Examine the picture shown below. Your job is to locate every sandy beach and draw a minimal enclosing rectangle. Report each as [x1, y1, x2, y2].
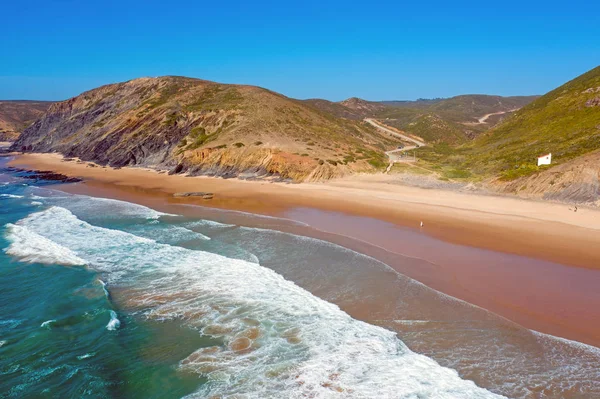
[9, 153, 600, 268]
[7, 153, 600, 348]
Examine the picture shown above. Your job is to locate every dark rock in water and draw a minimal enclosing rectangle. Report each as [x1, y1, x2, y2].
[173, 192, 214, 199]
[1, 167, 82, 184]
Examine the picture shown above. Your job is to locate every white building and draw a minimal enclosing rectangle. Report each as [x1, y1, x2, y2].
[537, 153, 552, 166]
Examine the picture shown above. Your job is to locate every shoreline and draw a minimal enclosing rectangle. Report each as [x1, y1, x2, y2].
[8, 153, 600, 269]
[7, 153, 600, 348]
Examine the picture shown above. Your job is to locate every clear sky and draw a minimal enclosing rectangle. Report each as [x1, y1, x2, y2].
[1, 0, 598, 101]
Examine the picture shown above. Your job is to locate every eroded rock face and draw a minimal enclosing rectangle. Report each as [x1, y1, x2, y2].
[498, 151, 600, 205]
[586, 97, 600, 108]
[12, 79, 187, 169]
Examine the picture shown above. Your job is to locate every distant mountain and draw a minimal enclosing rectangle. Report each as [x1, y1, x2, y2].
[379, 98, 444, 108]
[428, 95, 539, 123]
[339, 97, 388, 115]
[13, 77, 398, 181]
[302, 98, 364, 120]
[376, 95, 538, 144]
[0, 100, 54, 141]
[303, 97, 386, 120]
[306, 94, 538, 144]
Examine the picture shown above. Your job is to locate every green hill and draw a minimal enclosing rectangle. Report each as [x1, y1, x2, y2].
[408, 65, 600, 203]
[465, 65, 600, 180]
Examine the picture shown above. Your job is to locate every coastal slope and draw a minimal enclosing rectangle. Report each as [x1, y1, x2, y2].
[471, 65, 600, 203]
[0, 100, 53, 141]
[12, 76, 398, 181]
[407, 65, 600, 204]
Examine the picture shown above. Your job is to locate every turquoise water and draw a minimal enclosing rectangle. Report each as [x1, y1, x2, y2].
[0, 180, 207, 398]
[1, 161, 599, 398]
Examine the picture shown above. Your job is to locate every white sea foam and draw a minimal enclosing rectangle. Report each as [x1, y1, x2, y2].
[106, 310, 120, 331]
[98, 279, 110, 298]
[0, 194, 24, 198]
[30, 201, 43, 206]
[179, 203, 310, 226]
[42, 192, 176, 220]
[185, 219, 236, 229]
[125, 223, 211, 244]
[10, 206, 504, 398]
[77, 352, 96, 360]
[0, 340, 6, 347]
[40, 320, 56, 328]
[4, 223, 86, 266]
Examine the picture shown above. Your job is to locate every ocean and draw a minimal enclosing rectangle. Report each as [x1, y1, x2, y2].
[1, 159, 599, 398]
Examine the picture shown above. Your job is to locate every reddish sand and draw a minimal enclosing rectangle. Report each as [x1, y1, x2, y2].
[7, 153, 600, 348]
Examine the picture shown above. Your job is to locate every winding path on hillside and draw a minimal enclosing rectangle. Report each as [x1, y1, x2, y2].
[463, 108, 519, 125]
[365, 118, 426, 147]
[365, 118, 428, 173]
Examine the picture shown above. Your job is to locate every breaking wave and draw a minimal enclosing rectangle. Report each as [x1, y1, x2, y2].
[4, 223, 86, 266]
[4, 205, 502, 398]
[106, 310, 120, 331]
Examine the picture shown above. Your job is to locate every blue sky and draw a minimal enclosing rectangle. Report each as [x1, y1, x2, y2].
[1, 0, 598, 101]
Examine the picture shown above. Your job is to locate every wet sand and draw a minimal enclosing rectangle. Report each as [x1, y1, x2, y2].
[7, 153, 600, 348]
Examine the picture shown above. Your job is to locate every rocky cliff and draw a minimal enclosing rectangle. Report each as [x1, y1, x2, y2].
[13, 77, 397, 181]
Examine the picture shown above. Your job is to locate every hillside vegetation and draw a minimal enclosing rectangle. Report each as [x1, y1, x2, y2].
[412, 65, 600, 203]
[0, 101, 53, 141]
[468, 66, 600, 179]
[306, 95, 537, 144]
[13, 77, 398, 181]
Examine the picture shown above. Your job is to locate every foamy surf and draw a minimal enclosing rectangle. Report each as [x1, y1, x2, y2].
[6, 206, 503, 398]
[106, 310, 120, 331]
[98, 279, 110, 299]
[4, 223, 86, 266]
[76, 352, 96, 360]
[38, 192, 177, 220]
[40, 320, 56, 328]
